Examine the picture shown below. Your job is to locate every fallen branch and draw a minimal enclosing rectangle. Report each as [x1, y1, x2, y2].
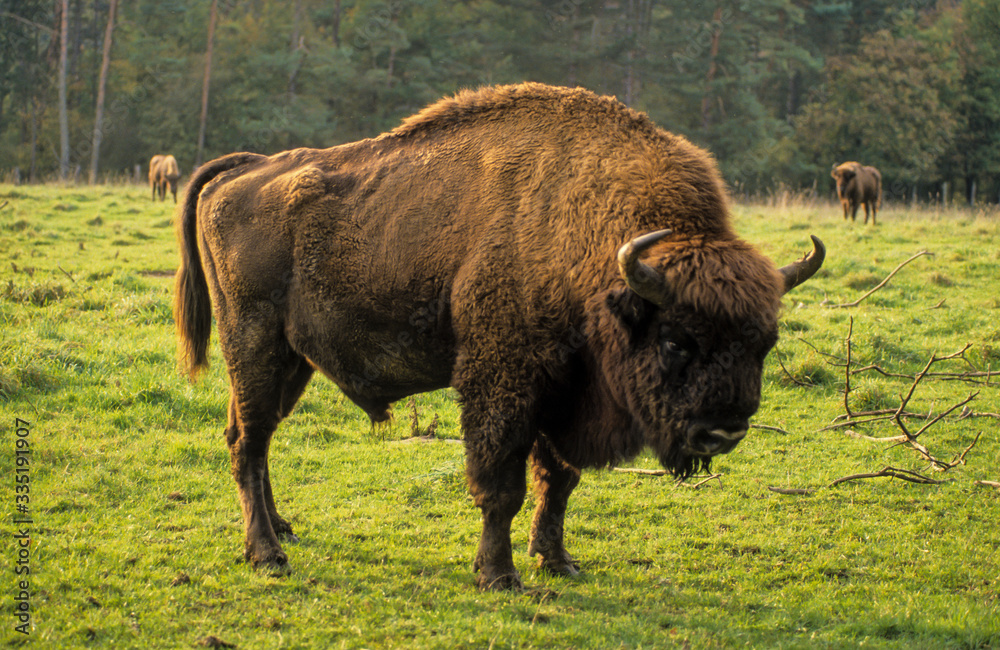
[850, 364, 1000, 384]
[843, 316, 854, 418]
[57, 264, 76, 284]
[767, 486, 814, 495]
[974, 480, 1000, 490]
[614, 467, 668, 477]
[751, 423, 794, 435]
[829, 466, 951, 487]
[775, 347, 811, 387]
[613, 468, 724, 489]
[828, 250, 933, 309]
[844, 429, 908, 443]
[681, 473, 723, 489]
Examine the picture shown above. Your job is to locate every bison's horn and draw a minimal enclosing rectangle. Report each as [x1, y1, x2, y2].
[778, 235, 826, 294]
[617, 229, 674, 307]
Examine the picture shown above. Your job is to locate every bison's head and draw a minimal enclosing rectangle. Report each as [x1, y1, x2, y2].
[831, 162, 861, 197]
[596, 230, 824, 478]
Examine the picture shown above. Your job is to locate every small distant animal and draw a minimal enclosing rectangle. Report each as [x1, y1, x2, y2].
[831, 161, 881, 225]
[175, 83, 825, 591]
[149, 155, 181, 203]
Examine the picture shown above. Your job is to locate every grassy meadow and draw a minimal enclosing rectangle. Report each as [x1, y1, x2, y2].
[1, 182, 998, 649]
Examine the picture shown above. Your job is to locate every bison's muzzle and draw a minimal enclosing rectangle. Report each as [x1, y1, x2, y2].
[685, 421, 748, 456]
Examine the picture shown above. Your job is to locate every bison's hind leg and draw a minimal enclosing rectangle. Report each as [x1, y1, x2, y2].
[528, 438, 581, 577]
[222, 334, 314, 574]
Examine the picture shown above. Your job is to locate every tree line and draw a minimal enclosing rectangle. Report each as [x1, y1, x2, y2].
[1, 0, 998, 203]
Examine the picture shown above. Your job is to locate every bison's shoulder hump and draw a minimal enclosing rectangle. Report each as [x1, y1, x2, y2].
[389, 82, 658, 140]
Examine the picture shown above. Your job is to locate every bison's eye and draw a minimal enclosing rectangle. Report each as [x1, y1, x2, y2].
[661, 339, 690, 358]
[659, 336, 693, 383]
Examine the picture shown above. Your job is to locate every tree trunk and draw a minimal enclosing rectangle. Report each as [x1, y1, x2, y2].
[89, 0, 116, 185]
[332, 0, 342, 48]
[701, 7, 723, 130]
[624, 0, 635, 105]
[386, 45, 396, 89]
[288, 0, 303, 97]
[58, 0, 70, 180]
[196, 0, 219, 169]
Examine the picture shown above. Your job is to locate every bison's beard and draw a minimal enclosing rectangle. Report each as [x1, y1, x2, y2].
[656, 444, 711, 481]
[646, 419, 711, 480]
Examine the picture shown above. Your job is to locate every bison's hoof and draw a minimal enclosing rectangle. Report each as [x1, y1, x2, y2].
[270, 515, 296, 539]
[538, 555, 580, 577]
[475, 569, 524, 592]
[245, 546, 291, 576]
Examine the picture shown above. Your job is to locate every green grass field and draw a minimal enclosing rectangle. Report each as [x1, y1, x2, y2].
[1, 183, 998, 649]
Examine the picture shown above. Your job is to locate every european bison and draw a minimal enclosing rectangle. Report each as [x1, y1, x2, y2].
[832, 161, 881, 224]
[149, 154, 181, 203]
[175, 83, 824, 590]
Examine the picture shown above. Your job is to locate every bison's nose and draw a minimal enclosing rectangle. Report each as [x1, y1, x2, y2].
[685, 421, 748, 456]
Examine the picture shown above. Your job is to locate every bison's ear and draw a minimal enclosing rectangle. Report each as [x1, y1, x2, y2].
[605, 288, 649, 342]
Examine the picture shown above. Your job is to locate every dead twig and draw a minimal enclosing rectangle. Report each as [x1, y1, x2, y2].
[767, 486, 814, 495]
[775, 347, 811, 387]
[681, 473, 723, 489]
[828, 250, 933, 309]
[57, 264, 76, 283]
[889, 345, 981, 470]
[844, 430, 908, 443]
[614, 467, 669, 477]
[850, 364, 1000, 384]
[829, 466, 951, 487]
[751, 423, 794, 435]
[795, 336, 846, 365]
[844, 316, 854, 418]
[974, 480, 1000, 491]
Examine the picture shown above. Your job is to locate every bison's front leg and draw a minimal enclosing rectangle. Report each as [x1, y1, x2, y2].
[528, 439, 581, 577]
[461, 404, 533, 591]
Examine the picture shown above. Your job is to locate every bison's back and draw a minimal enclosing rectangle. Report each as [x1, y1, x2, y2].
[192, 83, 738, 414]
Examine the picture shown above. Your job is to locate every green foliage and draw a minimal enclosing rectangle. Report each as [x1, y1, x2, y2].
[3, 1, 1000, 199]
[1, 184, 998, 648]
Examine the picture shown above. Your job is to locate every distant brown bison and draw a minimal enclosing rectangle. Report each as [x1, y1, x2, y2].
[832, 161, 881, 224]
[175, 83, 824, 590]
[149, 154, 181, 202]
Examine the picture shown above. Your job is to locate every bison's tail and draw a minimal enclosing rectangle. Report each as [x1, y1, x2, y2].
[174, 152, 267, 380]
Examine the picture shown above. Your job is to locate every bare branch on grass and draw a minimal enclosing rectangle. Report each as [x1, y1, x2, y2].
[767, 486, 815, 495]
[614, 467, 669, 477]
[613, 468, 725, 490]
[828, 466, 952, 487]
[751, 423, 794, 435]
[775, 346, 811, 387]
[681, 474, 724, 489]
[817, 320, 988, 487]
[844, 316, 854, 418]
[828, 250, 933, 309]
[57, 264, 76, 283]
[974, 480, 1000, 491]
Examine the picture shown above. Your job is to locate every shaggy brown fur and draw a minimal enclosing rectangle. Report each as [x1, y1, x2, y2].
[174, 82, 823, 591]
[832, 161, 881, 224]
[149, 154, 181, 203]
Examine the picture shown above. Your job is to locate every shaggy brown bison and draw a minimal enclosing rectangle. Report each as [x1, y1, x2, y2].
[832, 161, 881, 224]
[149, 154, 181, 202]
[175, 83, 824, 590]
